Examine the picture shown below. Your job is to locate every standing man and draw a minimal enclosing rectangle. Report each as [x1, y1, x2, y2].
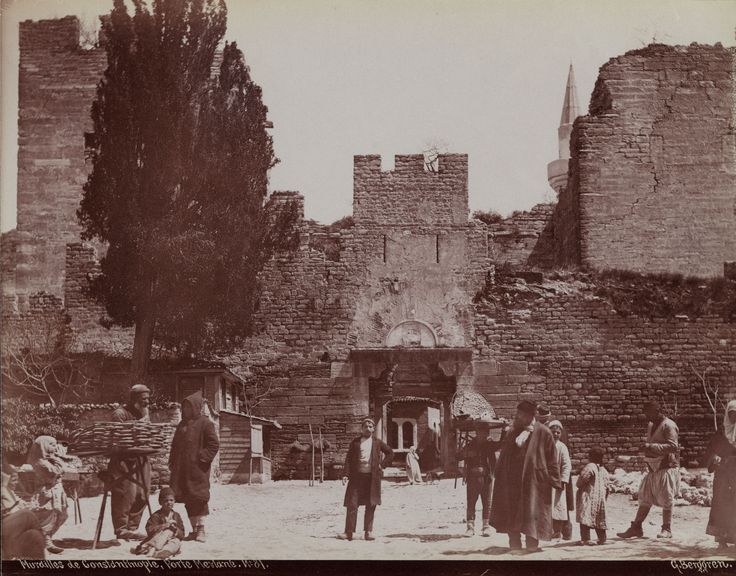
[108, 384, 152, 540]
[490, 400, 561, 553]
[337, 418, 393, 542]
[618, 401, 680, 539]
[169, 391, 220, 543]
[459, 417, 503, 537]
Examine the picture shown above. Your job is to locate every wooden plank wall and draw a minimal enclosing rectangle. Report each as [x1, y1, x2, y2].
[219, 412, 251, 484]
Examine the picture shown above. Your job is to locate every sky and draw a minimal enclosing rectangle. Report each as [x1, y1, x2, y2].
[1, 0, 734, 232]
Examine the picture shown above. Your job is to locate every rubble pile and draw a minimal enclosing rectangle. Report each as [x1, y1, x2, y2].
[604, 468, 714, 507]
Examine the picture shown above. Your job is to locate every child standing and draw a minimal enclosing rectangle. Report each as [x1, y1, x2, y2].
[134, 488, 185, 559]
[576, 447, 608, 545]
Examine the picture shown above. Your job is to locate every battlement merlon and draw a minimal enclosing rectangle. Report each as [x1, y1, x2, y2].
[20, 16, 83, 53]
[353, 154, 469, 226]
[353, 154, 468, 176]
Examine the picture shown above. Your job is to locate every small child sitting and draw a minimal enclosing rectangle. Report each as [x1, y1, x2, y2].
[576, 446, 609, 546]
[134, 488, 185, 559]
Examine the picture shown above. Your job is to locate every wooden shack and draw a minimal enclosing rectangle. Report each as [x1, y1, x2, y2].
[219, 411, 281, 484]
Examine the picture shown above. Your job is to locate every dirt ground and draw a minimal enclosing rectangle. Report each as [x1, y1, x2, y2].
[53, 479, 736, 561]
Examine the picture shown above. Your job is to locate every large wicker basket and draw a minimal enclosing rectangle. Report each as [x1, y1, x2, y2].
[68, 421, 168, 456]
[451, 390, 497, 420]
[451, 391, 506, 431]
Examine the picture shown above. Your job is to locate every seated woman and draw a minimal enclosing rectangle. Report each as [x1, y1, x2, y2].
[2, 467, 46, 559]
[26, 436, 70, 554]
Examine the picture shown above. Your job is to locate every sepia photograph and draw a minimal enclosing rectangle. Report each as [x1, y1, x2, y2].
[0, 0, 735, 573]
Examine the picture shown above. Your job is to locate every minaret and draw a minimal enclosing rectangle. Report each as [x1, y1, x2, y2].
[547, 64, 580, 195]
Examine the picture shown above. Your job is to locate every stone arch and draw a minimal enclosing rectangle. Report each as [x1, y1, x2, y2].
[384, 320, 438, 348]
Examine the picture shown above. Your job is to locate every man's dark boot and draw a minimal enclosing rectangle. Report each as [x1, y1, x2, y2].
[617, 505, 649, 539]
[617, 522, 644, 539]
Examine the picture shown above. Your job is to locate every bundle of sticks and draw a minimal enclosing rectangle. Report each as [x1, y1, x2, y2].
[69, 421, 168, 455]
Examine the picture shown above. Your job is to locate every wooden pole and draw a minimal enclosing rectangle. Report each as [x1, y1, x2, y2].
[309, 423, 315, 486]
[92, 489, 108, 550]
[319, 427, 324, 483]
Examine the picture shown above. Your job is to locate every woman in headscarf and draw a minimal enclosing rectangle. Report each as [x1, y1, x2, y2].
[548, 421, 572, 540]
[26, 436, 69, 554]
[405, 446, 423, 485]
[2, 466, 46, 559]
[169, 391, 219, 543]
[705, 400, 736, 550]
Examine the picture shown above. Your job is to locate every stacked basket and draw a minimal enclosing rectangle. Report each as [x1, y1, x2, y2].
[68, 421, 168, 456]
[451, 390, 505, 430]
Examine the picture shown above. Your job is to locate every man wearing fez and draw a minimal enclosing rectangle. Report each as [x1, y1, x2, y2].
[459, 417, 503, 537]
[107, 384, 152, 540]
[618, 401, 680, 539]
[490, 400, 561, 552]
[337, 418, 394, 541]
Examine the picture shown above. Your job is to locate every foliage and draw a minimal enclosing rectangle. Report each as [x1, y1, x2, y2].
[1, 310, 98, 407]
[472, 210, 504, 226]
[1, 398, 67, 455]
[592, 270, 736, 321]
[327, 215, 354, 233]
[475, 267, 736, 322]
[78, 0, 299, 379]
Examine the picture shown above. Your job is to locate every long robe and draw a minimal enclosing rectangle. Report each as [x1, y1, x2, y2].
[552, 440, 571, 521]
[705, 431, 736, 544]
[576, 462, 607, 529]
[343, 436, 393, 507]
[490, 421, 561, 541]
[169, 392, 220, 504]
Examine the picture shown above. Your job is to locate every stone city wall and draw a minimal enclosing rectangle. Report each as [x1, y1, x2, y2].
[473, 273, 736, 471]
[558, 44, 736, 277]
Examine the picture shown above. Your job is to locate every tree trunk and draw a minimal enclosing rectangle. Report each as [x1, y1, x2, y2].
[130, 308, 156, 385]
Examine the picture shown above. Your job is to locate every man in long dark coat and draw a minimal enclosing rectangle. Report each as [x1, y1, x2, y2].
[490, 400, 561, 553]
[169, 391, 219, 543]
[337, 418, 393, 541]
[108, 384, 152, 540]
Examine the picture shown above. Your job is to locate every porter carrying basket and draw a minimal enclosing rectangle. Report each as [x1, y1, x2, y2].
[68, 421, 168, 456]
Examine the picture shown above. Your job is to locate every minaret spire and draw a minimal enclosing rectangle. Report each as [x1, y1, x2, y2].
[547, 63, 581, 196]
[559, 64, 580, 126]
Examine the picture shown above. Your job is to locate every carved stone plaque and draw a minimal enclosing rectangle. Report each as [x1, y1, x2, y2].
[385, 320, 437, 348]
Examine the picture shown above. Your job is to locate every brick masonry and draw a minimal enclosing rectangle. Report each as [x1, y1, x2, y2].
[557, 44, 736, 276]
[15, 17, 106, 298]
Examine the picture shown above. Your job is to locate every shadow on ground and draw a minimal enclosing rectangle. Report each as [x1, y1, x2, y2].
[442, 545, 512, 556]
[56, 538, 122, 551]
[386, 533, 468, 543]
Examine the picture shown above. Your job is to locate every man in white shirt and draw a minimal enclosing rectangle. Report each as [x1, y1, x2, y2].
[337, 418, 394, 541]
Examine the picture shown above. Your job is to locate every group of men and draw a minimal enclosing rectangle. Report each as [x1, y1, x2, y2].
[104, 384, 220, 544]
[337, 400, 681, 552]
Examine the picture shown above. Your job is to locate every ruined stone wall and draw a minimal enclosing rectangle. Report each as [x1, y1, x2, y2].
[474, 276, 736, 471]
[559, 44, 736, 277]
[16, 17, 106, 298]
[64, 243, 133, 355]
[1, 230, 19, 312]
[483, 204, 556, 269]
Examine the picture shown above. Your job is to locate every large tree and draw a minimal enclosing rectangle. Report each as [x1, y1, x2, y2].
[78, 0, 297, 382]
